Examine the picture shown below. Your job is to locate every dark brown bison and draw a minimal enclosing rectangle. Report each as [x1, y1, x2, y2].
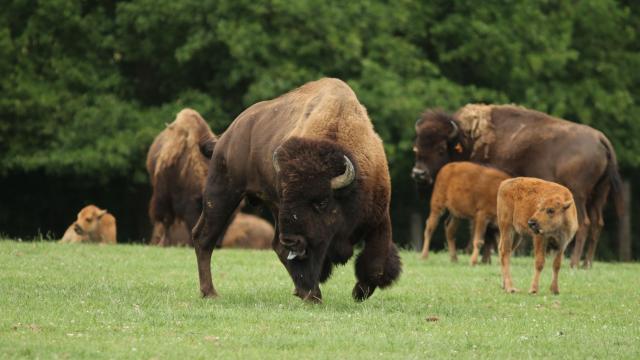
[147, 108, 217, 246]
[193, 78, 401, 302]
[412, 104, 623, 268]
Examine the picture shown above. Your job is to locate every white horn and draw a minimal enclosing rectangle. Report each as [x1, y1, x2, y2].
[448, 120, 459, 139]
[331, 155, 355, 189]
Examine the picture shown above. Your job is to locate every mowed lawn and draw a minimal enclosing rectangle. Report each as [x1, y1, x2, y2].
[1, 240, 638, 359]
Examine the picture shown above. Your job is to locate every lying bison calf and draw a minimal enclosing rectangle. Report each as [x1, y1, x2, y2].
[497, 177, 578, 294]
[421, 162, 510, 265]
[59, 205, 117, 244]
[151, 213, 273, 249]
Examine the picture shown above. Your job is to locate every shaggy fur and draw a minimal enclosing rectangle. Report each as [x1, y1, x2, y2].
[146, 108, 217, 245]
[193, 78, 401, 302]
[59, 205, 116, 244]
[421, 162, 510, 265]
[414, 104, 623, 268]
[497, 177, 578, 294]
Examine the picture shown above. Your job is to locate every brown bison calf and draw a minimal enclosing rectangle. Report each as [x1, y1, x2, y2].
[152, 213, 273, 249]
[497, 177, 578, 294]
[59, 205, 117, 244]
[421, 162, 510, 265]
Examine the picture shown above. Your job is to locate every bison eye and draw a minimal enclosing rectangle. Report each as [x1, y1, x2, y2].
[546, 208, 555, 216]
[86, 218, 93, 222]
[313, 198, 329, 212]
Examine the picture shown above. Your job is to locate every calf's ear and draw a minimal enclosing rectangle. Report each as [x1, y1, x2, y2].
[562, 201, 572, 211]
[97, 209, 107, 218]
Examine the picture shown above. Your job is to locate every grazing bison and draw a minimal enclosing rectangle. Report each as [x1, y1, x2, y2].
[412, 104, 623, 268]
[151, 213, 273, 249]
[497, 177, 578, 294]
[193, 78, 401, 302]
[59, 205, 117, 244]
[421, 162, 510, 265]
[146, 108, 217, 246]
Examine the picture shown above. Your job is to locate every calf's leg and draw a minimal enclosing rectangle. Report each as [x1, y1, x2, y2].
[550, 250, 563, 294]
[498, 227, 517, 293]
[421, 207, 443, 259]
[444, 215, 460, 262]
[529, 235, 546, 294]
[470, 213, 489, 266]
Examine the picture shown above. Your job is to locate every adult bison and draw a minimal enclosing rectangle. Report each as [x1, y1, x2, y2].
[193, 78, 401, 302]
[412, 104, 623, 268]
[147, 108, 216, 246]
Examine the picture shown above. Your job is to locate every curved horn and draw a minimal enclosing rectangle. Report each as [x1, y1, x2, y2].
[448, 120, 459, 140]
[272, 147, 281, 173]
[331, 155, 355, 189]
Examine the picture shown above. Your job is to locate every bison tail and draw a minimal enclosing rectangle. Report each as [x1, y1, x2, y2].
[601, 137, 624, 218]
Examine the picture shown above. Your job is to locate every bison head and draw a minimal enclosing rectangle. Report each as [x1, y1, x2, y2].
[412, 110, 460, 185]
[272, 137, 360, 300]
[527, 195, 574, 236]
[74, 205, 108, 237]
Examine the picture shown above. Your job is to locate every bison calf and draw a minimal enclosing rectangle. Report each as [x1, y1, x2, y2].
[59, 205, 117, 244]
[497, 177, 578, 294]
[421, 162, 510, 265]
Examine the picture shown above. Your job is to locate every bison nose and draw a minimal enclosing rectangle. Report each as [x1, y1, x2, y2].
[528, 219, 540, 233]
[279, 234, 306, 260]
[411, 167, 432, 184]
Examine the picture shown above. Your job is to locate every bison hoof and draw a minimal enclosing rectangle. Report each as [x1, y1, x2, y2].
[550, 286, 560, 295]
[419, 253, 429, 260]
[505, 287, 518, 294]
[352, 282, 376, 302]
[200, 289, 219, 299]
[581, 261, 592, 270]
[528, 288, 538, 295]
[451, 256, 459, 263]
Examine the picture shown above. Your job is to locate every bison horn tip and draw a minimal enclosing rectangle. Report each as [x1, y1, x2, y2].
[331, 155, 355, 189]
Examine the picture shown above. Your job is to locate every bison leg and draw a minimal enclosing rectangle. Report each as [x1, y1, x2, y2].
[569, 197, 590, 268]
[353, 218, 401, 301]
[192, 175, 243, 298]
[529, 235, 546, 294]
[498, 227, 517, 293]
[470, 213, 489, 266]
[583, 205, 604, 269]
[421, 207, 443, 259]
[444, 215, 460, 262]
[550, 249, 563, 294]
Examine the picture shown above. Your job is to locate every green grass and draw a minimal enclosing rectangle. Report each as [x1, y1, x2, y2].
[1, 240, 638, 359]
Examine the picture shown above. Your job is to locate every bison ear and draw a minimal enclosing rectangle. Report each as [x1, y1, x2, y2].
[97, 209, 107, 218]
[562, 201, 572, 211]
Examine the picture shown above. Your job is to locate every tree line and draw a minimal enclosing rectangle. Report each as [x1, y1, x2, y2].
[0, 0, 638, 257]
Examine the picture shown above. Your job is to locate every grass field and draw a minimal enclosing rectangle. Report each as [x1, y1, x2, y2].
[1, 240, 638, 359]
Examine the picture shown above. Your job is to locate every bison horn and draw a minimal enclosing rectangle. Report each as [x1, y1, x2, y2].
[448, 120, 459, 139]
[331, 155, 355, 189]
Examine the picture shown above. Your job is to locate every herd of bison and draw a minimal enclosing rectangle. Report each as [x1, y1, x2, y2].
[58, 78, 622, 302]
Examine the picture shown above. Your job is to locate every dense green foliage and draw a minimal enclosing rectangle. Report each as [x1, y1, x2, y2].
[2, 240, 639, 358]
[1, 0, 639, 181]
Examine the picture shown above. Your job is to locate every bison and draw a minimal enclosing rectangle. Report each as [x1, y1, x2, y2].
[421, 161, 510, 265]
[497, 177, 578, 294]
[151, 213, 273, 249]
[59, 205, 117, 244]
[412, 104, 623, 268]
[146, 108, 217, 246]
[193, 78, 401, 302]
